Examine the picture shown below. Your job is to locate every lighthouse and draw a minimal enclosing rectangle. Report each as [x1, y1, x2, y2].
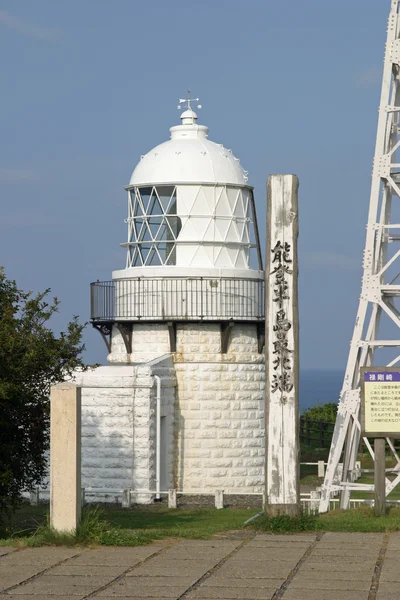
[82, 94, 266, 502]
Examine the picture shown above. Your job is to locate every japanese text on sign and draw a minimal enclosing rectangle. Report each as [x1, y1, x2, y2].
[364, 372, 400, 434]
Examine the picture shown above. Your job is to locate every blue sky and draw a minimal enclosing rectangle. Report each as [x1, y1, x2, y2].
[0, 0, 389, 369]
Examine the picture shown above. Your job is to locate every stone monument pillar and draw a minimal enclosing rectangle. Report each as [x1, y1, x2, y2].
[265, 174, 300, 517]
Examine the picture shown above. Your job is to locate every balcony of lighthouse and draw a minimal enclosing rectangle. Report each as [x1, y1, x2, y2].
[91, 275, 264, 323]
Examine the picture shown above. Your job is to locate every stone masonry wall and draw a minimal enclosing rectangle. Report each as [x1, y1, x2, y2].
[108, 324, 171, 364]
[174, 323, 265, 494]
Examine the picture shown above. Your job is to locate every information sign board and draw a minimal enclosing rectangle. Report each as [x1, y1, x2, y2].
[361, 367, 400, 438]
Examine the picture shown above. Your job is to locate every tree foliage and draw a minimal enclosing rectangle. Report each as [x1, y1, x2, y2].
[0, 268, 87, 516]
[302, 402, 338, 423]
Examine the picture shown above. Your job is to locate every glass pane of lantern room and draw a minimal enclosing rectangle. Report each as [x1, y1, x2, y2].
[157, 186, 175, 212]
[166, 216, 182, 239]
[147, 247, 162, 266]
[149, 216, 162, 239]
[134, 218, 144, 240]
[157, 242, 168, 263]
[131, 248, 141, 266]
[138, 187, 152, 212]
[131, 191, 143, 216]
[139, 244, 151, 264]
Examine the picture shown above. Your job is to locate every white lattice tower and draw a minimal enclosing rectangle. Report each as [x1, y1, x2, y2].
[320, 0, 400, 512]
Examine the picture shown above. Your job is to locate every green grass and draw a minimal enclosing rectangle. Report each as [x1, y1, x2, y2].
[0, 504, 259, 547]
[316, 506, 400, 532]
[3, 503, 400, 545]
[250, 506, 400, 534]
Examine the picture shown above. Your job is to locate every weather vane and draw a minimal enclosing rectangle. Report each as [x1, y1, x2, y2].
[178, 89, 202, 111]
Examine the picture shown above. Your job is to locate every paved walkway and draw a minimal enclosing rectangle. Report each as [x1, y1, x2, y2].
[0, 532, 398, 599]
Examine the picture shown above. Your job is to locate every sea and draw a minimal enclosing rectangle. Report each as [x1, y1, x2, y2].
[299, 369, 343, 414]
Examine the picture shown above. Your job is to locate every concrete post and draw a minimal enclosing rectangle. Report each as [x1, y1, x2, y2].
[122, 488, 132, 508]
[50, 382, 81, 532]
[265, 174, 300, 518]
[215, 490, 224, 509]
[168, 488, 177, 508]
[310, 490, 321, 513]
[318, 461, 325, 478]
[30, 486, 39, 505]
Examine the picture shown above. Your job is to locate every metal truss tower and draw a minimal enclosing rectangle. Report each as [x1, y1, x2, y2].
[320, 0, 400, 512]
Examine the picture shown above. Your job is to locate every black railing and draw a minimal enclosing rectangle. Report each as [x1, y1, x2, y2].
[299, 417, 335, 449]
[90, 277, 264, 323]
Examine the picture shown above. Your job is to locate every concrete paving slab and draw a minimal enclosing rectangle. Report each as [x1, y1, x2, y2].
[0, 547, 16, 556]
[215, 562, 297, 579]
[248, 541, 312, 549]
[321, 531, 383, 546]
[242, 541, 310, 550]
[305, 557, 376, 567]
[389, 531, 400, 544]
[0, 597, 88, 600]
[310, 547, 378, 558]
[288, 579, 371, 591]
[0, 533, 390, 600]
[64, 546, 161, 566]
[376, 592, 400, 600]
[380, 572, 400, 582]
[316, 542, 381, 550]
[130, 562, 214, 578]
[1, 576, 39, 592]
[49, 564, 127, 577]
[201, 577, 284, 588]
[294, 570, 374, 582]
[159, 550, 231, 562]
[1, 547, 80, 567]
[253, 535, 316, 542]
[380, 556, 400, 564]
[375, 582, 400, 595]
[306, 553, 377, 564]
[187, 586, 280, 599]
[0, 566, 48, 589]
[168, 540, 241, 549]
[230, 550, 305, 561]
[299, 563, 374, 574]
[96, 582, 190, 597]
[282, 591, 369, 600]
[122, 576, 198, 586]
[133, 557, 217, 569]
[7, 575, 113, 596]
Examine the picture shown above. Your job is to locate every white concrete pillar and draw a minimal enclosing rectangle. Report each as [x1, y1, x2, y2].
[318, 461, 325, 478]
[30, 486, 39, 505]
[50, 382, 81, 532]
[310, 490, 321, 513]
[215, 489, 224, 509]
[168, 489, 177, 508]
[122, 488, 132, 508]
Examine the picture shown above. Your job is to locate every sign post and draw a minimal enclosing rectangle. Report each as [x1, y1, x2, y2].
[361, 367, 400, 516]
[374, 438, 386, 517]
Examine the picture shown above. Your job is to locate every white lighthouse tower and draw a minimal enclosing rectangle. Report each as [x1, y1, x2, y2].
[85, 94, 265, 501]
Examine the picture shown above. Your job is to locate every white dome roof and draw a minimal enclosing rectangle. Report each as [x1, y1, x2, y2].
[129, 109, 249, 187]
